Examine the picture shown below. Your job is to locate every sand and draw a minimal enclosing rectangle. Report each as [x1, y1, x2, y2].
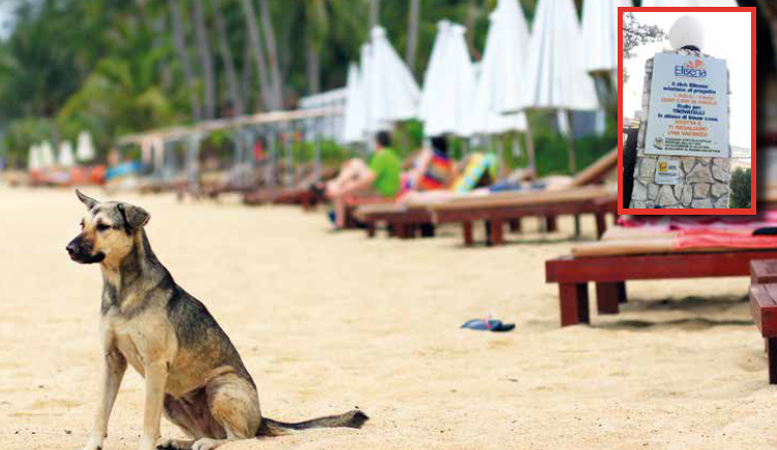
[1, 186, 776, 450]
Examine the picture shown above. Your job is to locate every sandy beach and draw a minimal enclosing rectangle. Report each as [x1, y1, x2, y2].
[1, 186, 775, 450]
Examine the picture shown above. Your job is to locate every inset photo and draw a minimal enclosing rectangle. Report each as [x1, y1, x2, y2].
[619, 6, 755, 213]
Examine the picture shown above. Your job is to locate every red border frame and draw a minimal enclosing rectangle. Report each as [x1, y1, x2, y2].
[617, 6, 756, 215]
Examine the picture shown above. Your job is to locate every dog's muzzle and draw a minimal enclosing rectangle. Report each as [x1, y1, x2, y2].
[66, 236, 105, 264]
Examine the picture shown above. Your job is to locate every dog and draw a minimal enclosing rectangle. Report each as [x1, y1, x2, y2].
[66, 190, 367, 450]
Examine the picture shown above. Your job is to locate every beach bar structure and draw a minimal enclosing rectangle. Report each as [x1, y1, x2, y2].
[116, 106, 343, 195]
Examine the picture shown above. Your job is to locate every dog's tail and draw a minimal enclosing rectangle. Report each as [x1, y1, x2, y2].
[256, 409, 368, 437]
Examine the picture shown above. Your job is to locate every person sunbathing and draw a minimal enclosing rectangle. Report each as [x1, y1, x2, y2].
[402, 136, 457, 193]
[325, 131, 401, 228]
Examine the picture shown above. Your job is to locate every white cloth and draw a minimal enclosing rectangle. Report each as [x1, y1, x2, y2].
[418, 21, 478, 137]
[527, 0, 599, 111]
[582, 0, 634, 73]
[76, 131, 96, 161]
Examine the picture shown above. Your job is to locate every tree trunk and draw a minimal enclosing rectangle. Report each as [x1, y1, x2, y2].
[192, 0, 216, 119]
[405, 0, 420, 72]
[369, 0, 381, 28]
[211, 0, 245, 116]
[257, 0, 284, 110]
[464, 0, 480, 60]
[306, 31, 321, 94]
[168, 0, 202, 120]
[239, 0, 274, 111]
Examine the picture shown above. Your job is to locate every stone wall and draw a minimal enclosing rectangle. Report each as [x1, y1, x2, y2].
[629, 49, 731, 209]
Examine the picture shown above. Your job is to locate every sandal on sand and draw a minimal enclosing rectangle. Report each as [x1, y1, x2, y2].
[461, 319, 515, 332]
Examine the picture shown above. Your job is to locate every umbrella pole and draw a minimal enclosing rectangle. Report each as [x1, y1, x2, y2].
[565, 110, 577, 174]
[564, 109, 580, 237]
[524, 122, 536, 180]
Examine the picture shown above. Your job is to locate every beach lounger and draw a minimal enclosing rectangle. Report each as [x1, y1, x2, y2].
[425, 186, 617, 246]
[748, 260, 777, 384]
[355, 150, 617, 242]
[547, 229, 777, 327]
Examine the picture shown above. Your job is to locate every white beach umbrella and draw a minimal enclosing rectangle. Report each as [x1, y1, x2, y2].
[468, 21, 527, 136]
[59, 140, 75, 168]
[364, 26, 420, 133]
[642, 0, 737, 6]
[27, 145, 40, 171]
[527, 0, 598, 111]
[342, 63, 367, 143]
[488, 0, 533, 114]
[39, 141, 55, 168]
[418, 21, 478, 137]
[76, 130, 96, 161]
[582, 0, 634, 73]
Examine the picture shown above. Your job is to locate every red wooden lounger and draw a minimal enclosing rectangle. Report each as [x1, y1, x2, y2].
[354, 203, 435, 238]
[748, 260, 777, 384]
[426, 186, 617, 246]
[547, 249, 777, 327]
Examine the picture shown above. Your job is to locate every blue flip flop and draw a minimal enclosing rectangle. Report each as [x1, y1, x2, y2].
[461, 319, 515, 332]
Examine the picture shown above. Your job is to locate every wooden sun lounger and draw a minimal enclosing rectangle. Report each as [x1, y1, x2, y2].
[748, 260, 777, 384]
[424, 186, 617, 246]
[353, 203, 436, 238]
[354, 149, 617, 243]
[546, 249, 777, 327]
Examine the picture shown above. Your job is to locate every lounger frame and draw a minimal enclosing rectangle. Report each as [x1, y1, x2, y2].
[546, 250, 777, 327]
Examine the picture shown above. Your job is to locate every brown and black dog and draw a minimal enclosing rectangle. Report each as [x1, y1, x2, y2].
[66, 190, 367, 450]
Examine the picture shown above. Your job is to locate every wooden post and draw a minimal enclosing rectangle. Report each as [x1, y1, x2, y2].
[595, 282, 622, 314]
[462, 221, 474, 247]
[559, 283, 589, 326]
[488, 219, 504, 246]
[546, 216, 558, 232]
[769, 338, 777, 385]
[595, 212, 607, 239]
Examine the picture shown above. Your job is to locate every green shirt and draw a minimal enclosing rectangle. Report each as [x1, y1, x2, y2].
[369, 147, 401, 197]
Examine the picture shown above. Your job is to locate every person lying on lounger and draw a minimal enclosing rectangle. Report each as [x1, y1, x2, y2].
[325, 131, 401, 228]
[402, 136, 457, 193]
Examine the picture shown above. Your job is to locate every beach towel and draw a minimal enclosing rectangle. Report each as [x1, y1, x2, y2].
[451, 153, 497, 194]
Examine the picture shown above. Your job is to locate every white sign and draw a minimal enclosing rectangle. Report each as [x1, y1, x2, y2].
[645, 53, 729, 158]
[655, 158, 681, 185]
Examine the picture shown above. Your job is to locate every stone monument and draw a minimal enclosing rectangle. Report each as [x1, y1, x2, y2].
[630, 15, 731, 209]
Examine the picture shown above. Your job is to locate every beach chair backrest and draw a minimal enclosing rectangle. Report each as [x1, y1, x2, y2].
[570, 149, 617, 188]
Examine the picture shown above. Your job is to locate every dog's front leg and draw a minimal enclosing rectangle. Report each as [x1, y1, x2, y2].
[138, 360, 169, 450]
[83, 348, 127, 450]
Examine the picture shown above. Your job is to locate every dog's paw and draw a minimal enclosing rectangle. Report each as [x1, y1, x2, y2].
[156, 439, 192, 450]
[191, 438, 223, 450]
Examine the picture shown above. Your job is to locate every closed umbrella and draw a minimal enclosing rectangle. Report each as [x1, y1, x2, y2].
[527, 0, 598, 173]
[342, 63, 367, 143]
[77, 131, 96, 162]
[582, 0, 634, 74]
[39, 141, 55, 168]
[418, 21, 478, 137]
[488, 0, 532, 114]
[27, 145, 40, 171]
[365, 26, 420, 134]
[59, 141, 75, 168]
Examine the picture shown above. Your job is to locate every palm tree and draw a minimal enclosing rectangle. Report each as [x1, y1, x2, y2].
[210, 0, 244, 116]
[168, 0, 202, 120]
[239, 0, 273, 110]
[405, 0, 420, 73]
[257, 0, 284, 109]
[192, 0, 216, 119]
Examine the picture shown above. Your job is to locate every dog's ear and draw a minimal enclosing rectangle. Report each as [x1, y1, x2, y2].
[75, 189, 99, 210]
[117, 203, 150, 232]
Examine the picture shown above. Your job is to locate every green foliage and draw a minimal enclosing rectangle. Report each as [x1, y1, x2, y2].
[2, 117, 57, 167]
[0, 0, 612, 174]
[730, 167, 751, 208]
